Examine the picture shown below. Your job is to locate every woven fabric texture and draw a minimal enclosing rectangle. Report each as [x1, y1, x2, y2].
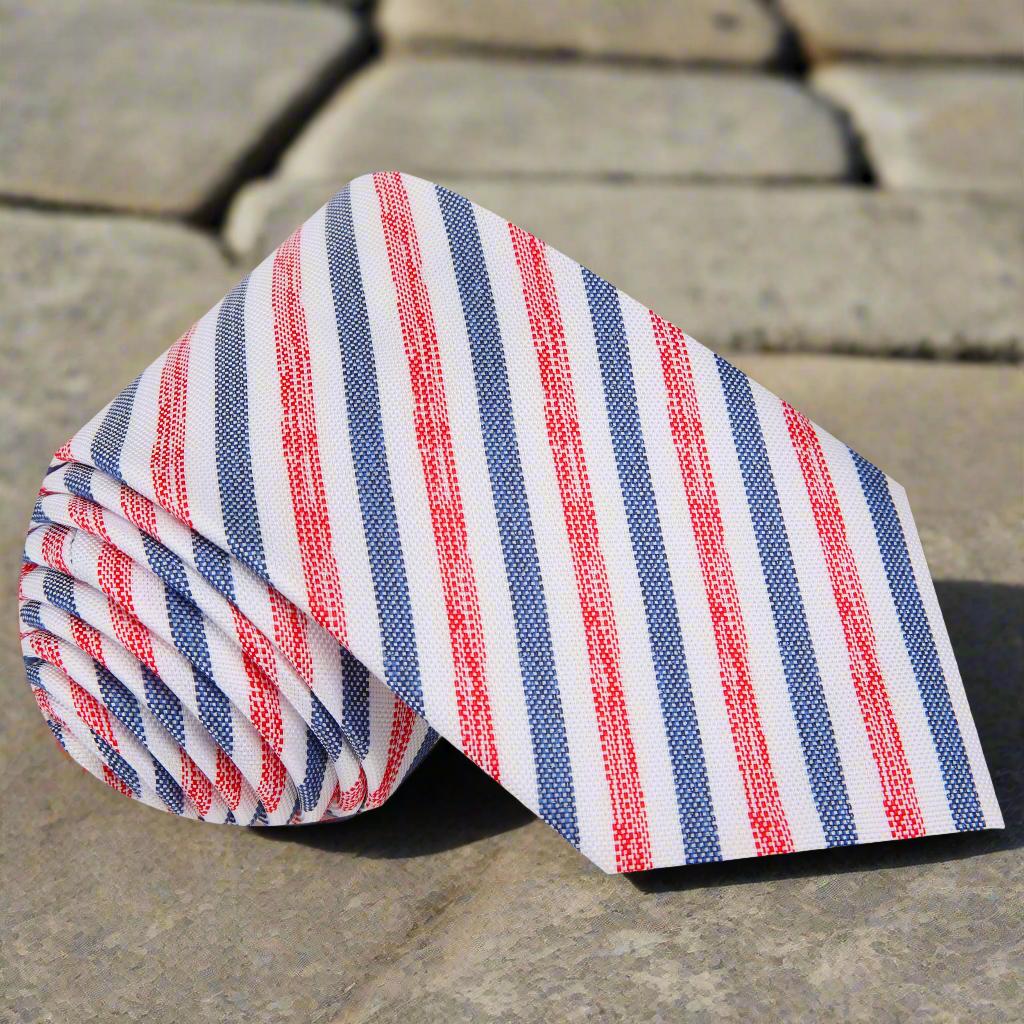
[18, 173, 1002, 873]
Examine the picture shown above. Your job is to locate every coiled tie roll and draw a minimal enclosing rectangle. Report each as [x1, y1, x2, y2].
[19, 173, 1002, 872]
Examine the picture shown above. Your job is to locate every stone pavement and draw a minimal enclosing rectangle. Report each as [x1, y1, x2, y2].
[1, 2, 1021, 1022]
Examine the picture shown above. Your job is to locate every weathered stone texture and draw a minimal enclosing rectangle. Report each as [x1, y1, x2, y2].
[779, 0, 1024, 59]
[814, 66, 1024, 193]
[279, 56, 851, 183]
[0, 2, 365, 216]
[0, 208, 234, 512]
[377, 0, 782, 65]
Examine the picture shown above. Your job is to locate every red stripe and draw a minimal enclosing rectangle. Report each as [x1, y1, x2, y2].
[30, 630, 65, 673]
[783, 404, 925, 839]
[151, 326, 195, 525]
[650, 314, 793, 855]
[120, 483, 160, 539]
[68, 495, 110, 543]
[373, 172, 500, 781]
[19, 560, 36, 598]
[216, 748, 243, 812]
[322, 780, 342, 821]
[231, 605, 287, 813]
[97, 543, 135, 611]
[31, 633, 118, 751]
[365, 700, 415, 810]
[54, 439, 75, 462]
[320, 771, 367, 819]
[69, 676, 119, 749]
[180, 749, 213, 817]
[69, 615, 106, 667]
[41, 524, 71, 575]
[32, 686, 79, 764]
[335, 771, 367, 814]
[271, 230, 349, 646]
[268, 587, 314, 689]
[92, 542, 162, 677]
[509, 224, 652, 872]
[108, 600, 160, 678]
[93, 544, 230, 810]
[33, 685, 62, 726]
[231, 606, 286, 753]
[103, 765, 135, 798]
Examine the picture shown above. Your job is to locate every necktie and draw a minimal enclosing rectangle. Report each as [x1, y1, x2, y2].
[19, 172, 1002, 874]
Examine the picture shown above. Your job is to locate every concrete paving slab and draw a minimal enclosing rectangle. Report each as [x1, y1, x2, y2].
[0, 208, 236, 559]
[376, 0, 782, 65]
[278, 56, 850, 183]
[225, 178, 1024, 359]
[2, 348, 1020, 1023]
[778, 0, 1024, 60]
[0, 1, 365, 217]
[813, 66, 1024, 193]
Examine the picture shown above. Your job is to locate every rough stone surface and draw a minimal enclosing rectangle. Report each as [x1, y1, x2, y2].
[2, 346, 1020, 1022]
[0, 2, 365, 217]
[226, 177, 1024, 359]
[376, 0, 782, 65]
[778, 0, 1024, 60]
[813, 66, 1024, 193]
[279, 56, 850, 183]
[735, 358, 1023, 589]
[0, 208, 235, 536]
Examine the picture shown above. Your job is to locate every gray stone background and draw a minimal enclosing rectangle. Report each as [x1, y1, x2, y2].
[1, 1, 1021, 1021]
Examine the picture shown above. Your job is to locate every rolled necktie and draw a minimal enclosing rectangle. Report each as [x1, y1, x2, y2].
[19, 172, 1002, 873]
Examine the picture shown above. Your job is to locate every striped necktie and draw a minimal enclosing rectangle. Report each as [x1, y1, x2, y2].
[19, 172, 1002, 873]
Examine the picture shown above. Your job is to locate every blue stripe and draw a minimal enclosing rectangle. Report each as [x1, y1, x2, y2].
[47, 718, 67, 750]
[91, 373, 141, 482]
[194, 496, 348, 793]
[584, 270, 721, 863]
[90, 661, 186, 817]
[436, 186, 580, 848]
[404, 725, 441, 784]
[43, 568, 77, 616]
[214, 278, 269, 584]
[324, 186, 425, 718]
[24, 656, 44, 687]
[851, 451, 985, 831]
[296, 729, 327, 812]
[142, 531, 337, 804]
[63, 463, 95, 500]
[141, 535, 233, 754]
[31, 499, 50, 525]
[191, 530, 235, 602]
[716, 357, 858, 846]
[95, 662, 146, 745]
[20, 600, 45, 632]
[140, 536, 333, 804]
[95, 735, 141, 797]
[142, 665, 186, 747]
[153, 757, 185, 815]
[340, 647, 370, 761]
[311, 690, 346, 763]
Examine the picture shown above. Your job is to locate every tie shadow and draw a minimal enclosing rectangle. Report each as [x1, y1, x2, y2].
[254, 736, 535, 859]
[257, 581, 1022, 876]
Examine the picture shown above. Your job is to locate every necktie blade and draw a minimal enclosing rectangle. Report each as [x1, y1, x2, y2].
[20, 172, 1003, 873]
